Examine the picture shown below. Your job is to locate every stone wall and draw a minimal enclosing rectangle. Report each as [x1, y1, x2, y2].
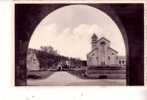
[27, 49, 40, 71]
[86, 66, 126, 79]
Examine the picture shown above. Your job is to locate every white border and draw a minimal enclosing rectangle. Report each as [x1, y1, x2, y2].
[0, 0, 147, 99]
[13, 0, 145, 4]
[144, 0, 147, 85]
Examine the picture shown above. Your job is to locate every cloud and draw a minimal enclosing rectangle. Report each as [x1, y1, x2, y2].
[29, 5, 126, 59]
[73, 24, 102, 39]
[29, 22, 126, 60]
[47, 24, 103, 60]
[30, 22, 126, 60]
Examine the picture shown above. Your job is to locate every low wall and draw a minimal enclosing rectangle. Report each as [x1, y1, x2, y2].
[86, 66, 126, 79]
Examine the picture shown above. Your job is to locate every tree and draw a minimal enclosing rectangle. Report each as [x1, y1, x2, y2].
[40, 46, 57, 55]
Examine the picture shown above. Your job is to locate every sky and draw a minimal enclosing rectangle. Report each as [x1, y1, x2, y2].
[29, 5, 126, 60]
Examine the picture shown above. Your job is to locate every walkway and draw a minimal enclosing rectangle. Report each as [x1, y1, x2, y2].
[27, 71, 126, 86]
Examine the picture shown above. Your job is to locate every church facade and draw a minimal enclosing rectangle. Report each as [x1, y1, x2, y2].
[87, 34, 126, 67]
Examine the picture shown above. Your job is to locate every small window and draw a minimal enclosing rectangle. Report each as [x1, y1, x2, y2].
[100, 41, 106, 45]
[122, 60, 125, 64]
[119, 60, 121, 64]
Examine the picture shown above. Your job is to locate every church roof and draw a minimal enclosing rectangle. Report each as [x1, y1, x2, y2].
[108, 47, 118, 53]
[96, 37, 110, 43]
[87, 48, 98, 57]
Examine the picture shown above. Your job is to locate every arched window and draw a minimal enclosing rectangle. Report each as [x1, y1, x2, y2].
[122, 60, 125, 64]
[100, 41, 106, 45]
[119, 60, 121, 64]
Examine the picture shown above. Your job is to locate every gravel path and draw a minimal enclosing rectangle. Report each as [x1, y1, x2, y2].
[27, 71, 126, 86]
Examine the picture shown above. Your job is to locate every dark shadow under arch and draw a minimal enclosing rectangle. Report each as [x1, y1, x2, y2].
[15, 3, 144, 86]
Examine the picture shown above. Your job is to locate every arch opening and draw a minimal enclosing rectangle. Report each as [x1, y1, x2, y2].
[26, 4, 128, 85]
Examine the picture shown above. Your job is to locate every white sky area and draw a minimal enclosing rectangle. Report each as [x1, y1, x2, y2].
[29, 5, 126, 60]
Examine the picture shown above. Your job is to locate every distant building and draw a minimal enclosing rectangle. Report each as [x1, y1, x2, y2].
[86, 34, 126, 79]
[27, 49, 40, 71]
[118, 56, 126, 67]
[87, 34, 126, 67]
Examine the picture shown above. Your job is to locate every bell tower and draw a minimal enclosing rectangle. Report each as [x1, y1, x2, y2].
[91, 33, 98, 50]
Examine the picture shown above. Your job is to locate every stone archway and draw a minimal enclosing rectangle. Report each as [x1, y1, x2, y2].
[15, 4, 144, 85]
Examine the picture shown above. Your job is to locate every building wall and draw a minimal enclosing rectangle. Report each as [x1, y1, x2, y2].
[87, 37, 126, 67]
[107, 48, 118, 66]
[87, 49, 98, 66]
[96, 39, 110, 66]
[117, 56, 126, 67]
[27, 49, 40, 71]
